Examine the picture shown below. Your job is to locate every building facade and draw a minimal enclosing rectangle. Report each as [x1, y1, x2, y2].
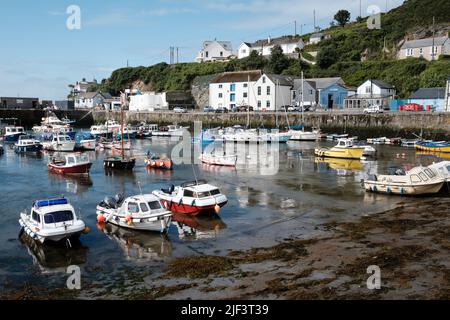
[196, 40, 234, 63]
[55, 100, 75, 110]
[74, 92, 112, 109]
[398, 36, 450, 61]
[319, 84, 351, 109]
[293, 77, 345, 107]
[129, 92, 169, 111]
[0, 97, 39, 109]
[344, 80, 396, 109]
[409, 87, 446, 112]
[237, 36, 305, 59]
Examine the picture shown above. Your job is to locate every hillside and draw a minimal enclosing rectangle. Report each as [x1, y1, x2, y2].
[95, 0, 450, 100]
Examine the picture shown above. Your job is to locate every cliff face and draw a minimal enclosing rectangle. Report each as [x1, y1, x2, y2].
[191, 74, 217, 109]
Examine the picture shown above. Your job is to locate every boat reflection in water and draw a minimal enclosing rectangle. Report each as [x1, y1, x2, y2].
[315, 157, 364, 175]
[416, 151, 450, 163]
[48, 172, 93, 194]
[172, 212, 227, 240]
[19, 233, 88, 274]
[97, 223, 172, 260]
[146, 166, 173, 178]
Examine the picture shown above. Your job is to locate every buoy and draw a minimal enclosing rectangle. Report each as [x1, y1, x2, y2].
[214, 204, 221, 214]
[82, 226, 91, 234]
[125, 215, 133, 226]
[97, 214, 106, 223]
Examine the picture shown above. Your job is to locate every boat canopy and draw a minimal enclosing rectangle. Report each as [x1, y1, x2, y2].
[181, 180, 208, 188]
[34, 198, 68, 208]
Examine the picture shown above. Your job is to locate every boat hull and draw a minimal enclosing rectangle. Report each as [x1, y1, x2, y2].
[14, 144, 42, 153]
[364, 180, 444, 195]
[415, 143, 450, 153]
[48, 163, 92, 175]
[315, 147, 365, 159]
[289, 130, 319, 141]
[75, 140, 96, 150]
[3, 133, 26, 143]
[145, 158, 173, 170]
[199, 154, 237, 167]
[19, 216, 85, 244]
[160, 199, 227, 216]
[104, 158, 136, 170]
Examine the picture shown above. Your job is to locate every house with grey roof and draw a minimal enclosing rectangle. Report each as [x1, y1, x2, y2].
[398, 36, 450, 61]
[344, 79, 396, 110]
[293, 77, 345, 107]
[409, 87, 446, 112]
[237, 36, 305, 59]
[196, 40, 234, 63]
[75, 92, 113, 110]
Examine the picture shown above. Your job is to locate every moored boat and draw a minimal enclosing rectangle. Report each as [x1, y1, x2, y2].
[43, 134, 76, 152]
[153, 125, 188, 137]
[14, 135, 42, 153]
[145, 153, 173, 170]
[48, 153, 92, 175]
[153, 180, 228, 215]
[415, 140, 450, 153]
[199, 153, 237, 167]
[2, 126, 26, 143]
[0, 144, 4, 155]
[18, 197, 88, 244]
[96, 193, 172, 233]
[315, 138, 365, 160]
[428, 161, 450, 191]
[363, 166, 444, 195]
[75, 132, 97, 151]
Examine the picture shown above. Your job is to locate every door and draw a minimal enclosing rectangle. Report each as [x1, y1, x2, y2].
[328, 94, 334, 109]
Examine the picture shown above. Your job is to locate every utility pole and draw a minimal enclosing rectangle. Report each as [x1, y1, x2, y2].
[176, 47, 179, 64]
[313, 10, 316, 31]
[432, 16, 436, 61]
[294, 20, 297, 35]
[126, 59, 129, 68]
[359, 0, 362, 19]
[385, 0, 388, 12]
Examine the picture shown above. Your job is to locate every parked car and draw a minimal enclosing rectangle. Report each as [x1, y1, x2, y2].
[399, 103, 423, 112]
[237, 105, 254, 112]
[215, 107, 228, 113]
[363, 105, 384, 114]
[203, 106, 214, 113]
[173, 107, 187, 113]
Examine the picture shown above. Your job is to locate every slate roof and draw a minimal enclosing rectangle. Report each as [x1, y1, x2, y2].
[211, 70, 263, 83]
[401, 36, 448, 49]
[410, 87, 445, 99]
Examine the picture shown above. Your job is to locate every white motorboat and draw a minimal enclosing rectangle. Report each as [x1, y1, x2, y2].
[218, 128, 291, 143]
[428, 161, 450, 190]
[19, 198, 88, 244]
[288, 129, 320, 141]
[14, 135, 43, 153]
[96, 194, 172, 233]
[152, 125, 188, 137]
[43, 134, 76, 152]
[363, 166, 445, 195]
[90, 125, 108, 137]
[32, 112, 73, 137]
[199, 153, 237, 167]
[2, 126, 26, 143]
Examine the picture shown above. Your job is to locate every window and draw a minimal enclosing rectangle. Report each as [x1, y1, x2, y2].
[243, 92, 248, 98]
[127, 202, 139, 214]
[266, 101, 271, 108]
[32, 210, 40, 223]
[267, 86, 271, 95]
[206, 51, 209, 58]
[210, 189, 221, 195]
[148, 201, 162, 210]
[262, 77, 266, 84]
[140, 203, 149, 212]
[424, 169, 436, 179]
[219, 84, 223, 89]
[257, 100, 261, 108]
[243, 83, 248, 88]
[410, 174, 421, 183]
[309, 90, 313, 95]
[218, 93, 223, 98]
[257, 86, 261, 95]
[419, 48, 423, 54]
[184, 190, 195, 197]
[220, 51, 223, 57]
[67, 157, 75, 164]
[230, 84, 236, 92]
[241, 49, 247, 54]
[406, 48, 413, 56]
[419, 172, 428, 181]
[44, 211, 74, 224]
[230, 93, 236, 102]
[365, 86, 372, 94]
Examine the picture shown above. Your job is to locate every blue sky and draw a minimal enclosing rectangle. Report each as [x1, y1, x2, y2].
[0, 0, 404, 100]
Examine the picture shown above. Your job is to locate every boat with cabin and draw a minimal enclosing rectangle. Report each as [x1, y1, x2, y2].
[43, 134, 76, 152]
[18, 197, 88, 244]
[153, 180, 228, 215]
[48, 153, 92, 175]
[75, 132, 97, 150]
[152, 125, 188, 137]
[315, 138, 365, 159]
[2, 126, 26, 143]
[199, 153, 238, 167]
[428, 161, 450, 190]
[363, 166, 445, 195]
[14, 135, 43, 153]
[96, 193, 172, 233]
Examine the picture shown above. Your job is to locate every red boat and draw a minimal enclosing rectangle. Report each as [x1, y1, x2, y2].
[48, 153, 92, 175]
[152, 180, 228, 215]
[145, 153, 173, 170]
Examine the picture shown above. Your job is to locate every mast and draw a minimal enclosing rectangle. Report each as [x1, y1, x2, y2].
[121, 101, 124, 159]
[276, 79, 279, 128]
[301, 71, 305, 131]
[247, 74, 250, 128]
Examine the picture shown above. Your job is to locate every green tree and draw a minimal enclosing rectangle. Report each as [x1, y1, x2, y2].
[267, 45, 290, 74]
[334, 10, 351, 27]
[317, 46, 338, 69]
[239, 50, 266, 70]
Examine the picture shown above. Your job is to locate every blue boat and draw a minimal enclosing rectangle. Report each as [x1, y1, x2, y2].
[14, 135, 43, 153]
[415, 140, 450, 153]
[2, 126, 26, 143]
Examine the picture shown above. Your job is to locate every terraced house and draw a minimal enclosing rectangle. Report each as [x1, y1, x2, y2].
[398, 36, 450, 61]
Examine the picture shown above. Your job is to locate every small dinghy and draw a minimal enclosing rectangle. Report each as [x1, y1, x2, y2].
[153, 180, 228, 215]
[48, 153, 92, 175]
[199, 153, 237, 167]
[14, 135, 42, 153]
[96, 193, 172, 233]
[145, 152, 173, 170]
[19, 198, 89, 245]
[363, 166, 445, 195]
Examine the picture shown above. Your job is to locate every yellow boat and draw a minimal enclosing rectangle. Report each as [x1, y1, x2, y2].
[415, 141, 450, 153]
[315, 139, 365, 160]
[315, 157, 363, 171]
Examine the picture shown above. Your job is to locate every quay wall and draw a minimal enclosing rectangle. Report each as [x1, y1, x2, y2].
[1, 109, 450, 139]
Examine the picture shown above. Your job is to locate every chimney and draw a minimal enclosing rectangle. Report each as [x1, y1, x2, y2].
[268, 36, 271, 44]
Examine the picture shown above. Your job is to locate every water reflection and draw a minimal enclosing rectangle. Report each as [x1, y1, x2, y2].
[315, 157, 364, 172]
[98, 223, 172, 261]
[48, 173, 93, 194]
[20, 234, 88, 274]
[416, 151, 450, 163]
[172, 213, 227, 240]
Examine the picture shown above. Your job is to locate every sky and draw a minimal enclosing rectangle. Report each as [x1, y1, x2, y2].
[0, 0, 405, 100]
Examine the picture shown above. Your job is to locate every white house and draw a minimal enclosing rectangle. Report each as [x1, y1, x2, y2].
[398, 36, 450, 61]
[309, 33, 330, 45]
[445, 76, 450, 112]
[237, 36, 305, 59]
[196, 40, 234, 63]
[129, 92, 169, 112]
[70, 78, 98, 97]
[344, 80, 396, 109]
[209, 70, 295, 111]
[74, 92, 112, 110]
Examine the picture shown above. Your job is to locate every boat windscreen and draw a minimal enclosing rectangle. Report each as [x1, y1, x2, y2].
[44, 210, 74, 224]
[148, 201, 162, 210]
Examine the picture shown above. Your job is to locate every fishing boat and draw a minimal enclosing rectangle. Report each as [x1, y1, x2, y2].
[136, 123, 159, 139]
[90, 124, 109, 137]
[153, 180, 228, 215]
[326, 133, 349, 141]
[315, 157, 364, 171]
[218, 128, 291, 143]
[145, 152, 173, 170]
[14, 135, 43, 153]
[104, 94, 136, 170]
[415, 141, 450, 153]
[43, 134, 76, 152]
[48, 153, 92, 175]
[75, 132, 97, 151]
[363, 166, 444, 195]
[32, 111, 73, 136]
[348, 137, 376, 156]
[116, 126, 137, 140]
[199, 153, 237, 167]
[18, 197, 88, 244]
[98, 137, 113, 149]
[152, 125, 188, 137]
[2, 126, 26, 143]
[112, 140, 132, 151]
[96, 193, 172, 233]
[401, 139, 417, 147]
[315, 139, 365, 160]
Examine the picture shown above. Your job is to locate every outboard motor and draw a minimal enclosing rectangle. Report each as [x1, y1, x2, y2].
[115, 193, 125, 206]
[103, 196, 118, 209]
